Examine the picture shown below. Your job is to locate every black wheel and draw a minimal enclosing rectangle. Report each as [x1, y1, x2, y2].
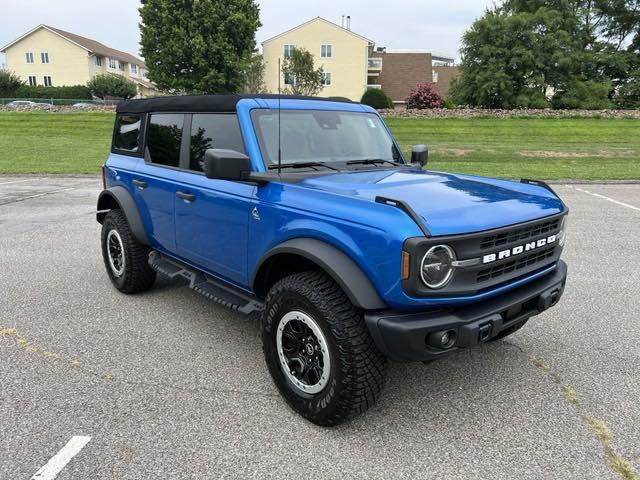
[261, 271, 386, 426]
[101, 210, 156, 294]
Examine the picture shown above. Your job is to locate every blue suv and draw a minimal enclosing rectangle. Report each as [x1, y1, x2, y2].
[97, 94, 568, 425]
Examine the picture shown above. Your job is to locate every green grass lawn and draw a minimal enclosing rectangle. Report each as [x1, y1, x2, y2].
[0, 112, 639, 179]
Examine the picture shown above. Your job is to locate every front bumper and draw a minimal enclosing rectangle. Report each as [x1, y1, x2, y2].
[365, 261, 567, 362]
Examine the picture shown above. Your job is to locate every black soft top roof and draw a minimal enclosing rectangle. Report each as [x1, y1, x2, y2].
[116, 94, 351, 114]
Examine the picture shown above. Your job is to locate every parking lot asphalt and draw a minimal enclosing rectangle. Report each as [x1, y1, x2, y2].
[0, 175, 638, 480]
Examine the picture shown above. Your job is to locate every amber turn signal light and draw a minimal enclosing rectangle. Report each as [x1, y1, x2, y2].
[401, 251, 410, 280]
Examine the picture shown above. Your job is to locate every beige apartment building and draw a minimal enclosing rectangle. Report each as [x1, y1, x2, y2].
[262, 17, 458, 103]
[262, 17, 374, 101]
[0, 25, 158, 97]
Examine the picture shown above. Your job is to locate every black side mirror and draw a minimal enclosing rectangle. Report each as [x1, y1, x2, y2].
[203, 149, 251, 181]
[411, 145, 428, 167]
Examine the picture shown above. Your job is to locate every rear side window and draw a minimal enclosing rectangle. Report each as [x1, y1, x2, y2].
[189, 114, 246, 171]
[113, 115, 141, 152]
[146, 114, 184, 167]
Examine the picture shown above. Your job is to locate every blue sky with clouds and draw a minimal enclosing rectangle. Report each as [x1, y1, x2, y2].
[0, 0, 496, 66]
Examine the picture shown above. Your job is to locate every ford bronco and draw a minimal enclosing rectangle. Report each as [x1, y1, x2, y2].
[97, 94, 568, 426]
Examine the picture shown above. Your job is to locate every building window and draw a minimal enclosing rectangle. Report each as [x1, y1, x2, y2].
[43, 76, 52, 87]
[432, 71, 439, 83]
[131, 64, 138, 74]
[108, 57, 117, 69]
[96, 56, 102, 67]
[41, 52, 49, 63]
[322, 72, 332, 86]
[25, 52, 34, 63]
[283, 44, 295, 59]
[28, 76, 37, 86]
[321, 45, 332, 58]
[284, 72, 295, 85]
[119, 61, 126, 71]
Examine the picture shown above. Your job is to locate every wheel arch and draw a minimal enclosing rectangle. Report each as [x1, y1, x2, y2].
[97, 186, 149, 245]
[252, 238, 387, 310]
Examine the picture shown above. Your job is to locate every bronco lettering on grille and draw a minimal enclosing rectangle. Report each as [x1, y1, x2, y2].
[482, 235, 557, 264]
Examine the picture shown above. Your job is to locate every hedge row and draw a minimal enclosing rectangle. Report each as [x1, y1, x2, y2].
[13, 85, 92, 99]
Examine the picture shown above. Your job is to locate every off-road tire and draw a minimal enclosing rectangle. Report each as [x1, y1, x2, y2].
[101, 209, 156, 294]
[261, 270, 386, 426]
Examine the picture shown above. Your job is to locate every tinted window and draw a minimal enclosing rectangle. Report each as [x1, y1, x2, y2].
[113, 115, 141, 152]
[189, 114, 245, 171]
[147, 114, 184, 167]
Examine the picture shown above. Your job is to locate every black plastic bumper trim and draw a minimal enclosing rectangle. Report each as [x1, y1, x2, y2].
[365, 261, 568, 362]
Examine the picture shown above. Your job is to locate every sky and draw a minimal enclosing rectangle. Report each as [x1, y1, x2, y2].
[0, 0, 496, 67]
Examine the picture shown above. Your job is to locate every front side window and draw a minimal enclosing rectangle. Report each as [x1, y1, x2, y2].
[283, 44, 295, 59]
[28, 76, 37, 86]
[41, 52, 49, 63]
[131, 64, 138, 74]
[251, 110, 400, 166]
[43, 76, 52, 87]
[119, 61, 126, 71]
[189, 114, 245, 172]
[108, 57, 117, 69]
[113, 115, 141, 152]
[146, 114, 184, 167]
[96, 56, 102, 66]
[322, 72, 332, 86]
[25, 52, 34, 63]
[321, 44, 332, 58]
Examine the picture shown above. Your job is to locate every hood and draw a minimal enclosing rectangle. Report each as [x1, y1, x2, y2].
[297, 169, 565, 236]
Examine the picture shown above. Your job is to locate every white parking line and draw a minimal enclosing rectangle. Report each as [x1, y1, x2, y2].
[31, 436, 91, 480]
[567, 185, 640, 212]
[0, 179, 38, 186]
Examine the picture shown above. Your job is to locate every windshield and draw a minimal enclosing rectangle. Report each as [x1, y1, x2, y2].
[251, 109, 403, 166]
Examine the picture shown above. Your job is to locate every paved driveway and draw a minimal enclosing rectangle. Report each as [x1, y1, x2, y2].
[0, 176, 638, 479]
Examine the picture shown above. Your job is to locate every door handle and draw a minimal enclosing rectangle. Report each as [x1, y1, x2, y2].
[176, 191, 196, 202]
[133, 179, 147, 189]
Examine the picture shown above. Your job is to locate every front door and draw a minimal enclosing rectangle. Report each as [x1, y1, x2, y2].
[173, 113, 254, 287]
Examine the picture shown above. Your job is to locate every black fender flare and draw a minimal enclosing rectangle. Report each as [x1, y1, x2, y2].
[96, 186, 149, 245]
[252, 238, 387, 310]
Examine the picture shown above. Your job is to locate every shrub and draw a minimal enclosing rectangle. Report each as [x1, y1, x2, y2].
[361, 88, 393, 109]
[327, 96, 352, 102]
[87, 74, 137, 99]
[0, 71, 25, 96]
[442, 98, 455, 109]
[406, 83, 443, 109]
[13, 85, 91, 99]
[552, 80, 614, 110]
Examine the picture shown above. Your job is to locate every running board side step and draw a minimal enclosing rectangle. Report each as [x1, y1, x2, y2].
[148, 251, 264, 314]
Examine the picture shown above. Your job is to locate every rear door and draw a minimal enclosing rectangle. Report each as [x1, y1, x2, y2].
[130, 113, 186, 252]
[173, 113, 255, 286]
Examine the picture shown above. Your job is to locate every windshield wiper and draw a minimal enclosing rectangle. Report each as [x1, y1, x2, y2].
[346, 158, 405, 167]
[268, 162, 340, 172]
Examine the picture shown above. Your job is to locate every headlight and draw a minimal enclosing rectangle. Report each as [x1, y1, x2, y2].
[420, 245, 456, 289]
[559, 216, 568, 247]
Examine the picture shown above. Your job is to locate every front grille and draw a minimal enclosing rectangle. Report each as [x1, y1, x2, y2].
[480, 219, 560, 250]
[477, 246, 556, 283]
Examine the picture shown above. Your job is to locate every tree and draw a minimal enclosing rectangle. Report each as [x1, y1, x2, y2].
[452, 0, 640, 109]
[241, 52, 267, 93]
[0, 70, 24, 96]
[280, 48, 324, 96]
[87, 74, 137, 99]
[139, 0, 261, 94]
